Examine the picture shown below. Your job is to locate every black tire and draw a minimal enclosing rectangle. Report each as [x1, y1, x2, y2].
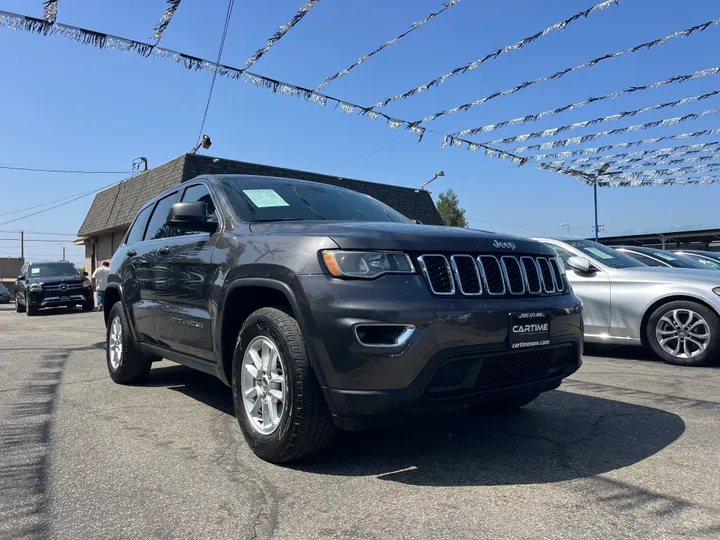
[646, 300, 720, 367]
[15, 294, 25, 313]
[106, 303, 152, 384]
[232, 307, 335, 463]
[82, 298, 94, 312]
[483, 392, 540, 410]
[66, 303, 77, 309]
[26, 297, 38, 317]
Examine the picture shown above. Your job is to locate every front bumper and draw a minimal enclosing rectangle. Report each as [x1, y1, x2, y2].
[28, 290, 92, 308]
[297, 274, 583, 428]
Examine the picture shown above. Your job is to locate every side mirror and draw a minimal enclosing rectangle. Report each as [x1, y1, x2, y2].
[167, 202, 217, 233]
[566, 256, 594, 274]
[17, 275, 23, 281]
[82, 271, 89, 277]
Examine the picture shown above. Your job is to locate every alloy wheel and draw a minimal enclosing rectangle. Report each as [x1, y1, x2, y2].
[108, 316, 123, 370]
[655, 309, 710, 359]
[241, 336, 286, 435]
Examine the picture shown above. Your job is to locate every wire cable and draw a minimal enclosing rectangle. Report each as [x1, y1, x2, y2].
[196, 0, 235, 146]
[0, 165, 133, 174]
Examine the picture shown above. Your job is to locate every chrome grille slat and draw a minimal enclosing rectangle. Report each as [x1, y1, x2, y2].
[450, 255, 482, 295]
[418, 255, 455, 295]
[536, 257, 556, 293]
[477, 255, 506, 295]
[44, 283, 82, 292]
[500, 256, 525, 295]
[520, 256, 542, 294]
[549, 258, 565, 292]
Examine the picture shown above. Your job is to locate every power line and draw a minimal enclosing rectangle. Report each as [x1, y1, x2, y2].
[196, 0, 235, 146]
[0, 238, 76, 243]
[0, 230, 78, 236]
[0, 165, 133, 174]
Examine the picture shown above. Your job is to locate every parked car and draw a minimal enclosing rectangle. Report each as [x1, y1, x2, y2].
[671, 249, 720, 270]
[104, 174, 584, 463]
[15, 261, 94, 316]
[535, 238, 720, 367]
[0, 283, 9, 303]
[614, 245, 714, 270]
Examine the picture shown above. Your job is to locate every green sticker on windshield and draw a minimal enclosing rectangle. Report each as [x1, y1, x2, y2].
[585, 247, 615, 260]
[243, 189, 289, 208]
[31, 268, 40, 275]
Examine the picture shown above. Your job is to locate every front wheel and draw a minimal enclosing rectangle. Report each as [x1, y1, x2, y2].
[15, 294, 25, 313]
[646, 301, 720, 367]
[82, 299, 94, 312]
[232, 307, 335, 463]
[106, 303, 152, 383]
[26, 296, 38, 317]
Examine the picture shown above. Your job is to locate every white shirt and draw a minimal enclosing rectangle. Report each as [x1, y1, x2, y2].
[92, 266, 110, 292]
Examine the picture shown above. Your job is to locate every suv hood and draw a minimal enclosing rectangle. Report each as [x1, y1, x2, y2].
[617, 266, 720, 285]
[249, 221, 553, 255]
[27, 275, 85, 285]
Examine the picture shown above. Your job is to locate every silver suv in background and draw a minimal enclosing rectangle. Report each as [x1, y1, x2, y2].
[535, 238, 720, 367]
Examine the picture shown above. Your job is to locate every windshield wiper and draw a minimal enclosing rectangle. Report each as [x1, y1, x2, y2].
[252, 218, 307, 223]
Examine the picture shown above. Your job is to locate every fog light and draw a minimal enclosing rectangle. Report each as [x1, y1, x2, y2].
[353, 324, 415, 347]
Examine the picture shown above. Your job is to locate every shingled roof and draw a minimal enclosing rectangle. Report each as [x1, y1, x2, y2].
[78, 154, 442, 237]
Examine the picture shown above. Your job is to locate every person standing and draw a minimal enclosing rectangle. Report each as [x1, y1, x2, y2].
[92, 261, 110, 312]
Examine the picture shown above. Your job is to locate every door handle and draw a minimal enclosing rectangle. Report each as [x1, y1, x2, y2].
[127, 249, 137, 257]
[159, 246, 171, 255]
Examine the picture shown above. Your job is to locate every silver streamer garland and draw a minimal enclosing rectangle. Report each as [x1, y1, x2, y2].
[592, 164, 720, 181]
[561, 144, 720, 165]
[537, 163, 720, 186]
[315, 0, 460, 91]
[0, 9, 526, 168]
[152, 0, 182, 41]
[485, 96, 720, 146]
[455, 67, 720, 136]
[415, 19, 720, 125]
[371, 0, 620, 109]
[245, 0, 321, 69]
[549, 153, 720, 172]
[521, 140, 720, 161]
[514, 128, 720, 153]
[42, 0, 57, 24]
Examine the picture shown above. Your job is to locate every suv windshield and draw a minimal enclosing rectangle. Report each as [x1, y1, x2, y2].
[28, 263, 79, 278]
[563, 240, 646, 269]
[222, 177, 411, 224]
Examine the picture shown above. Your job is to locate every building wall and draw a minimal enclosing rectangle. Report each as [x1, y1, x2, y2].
[84, 230, 128, 273]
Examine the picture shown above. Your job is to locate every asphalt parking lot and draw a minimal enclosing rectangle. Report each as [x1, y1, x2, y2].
[1, 304, 720, 539]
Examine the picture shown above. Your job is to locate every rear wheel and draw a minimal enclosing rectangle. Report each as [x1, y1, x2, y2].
[232, 307, 335, 463]
[646, 301, 720, 366]
[15, 294, 25, 313]
[106, 303, 152, 383]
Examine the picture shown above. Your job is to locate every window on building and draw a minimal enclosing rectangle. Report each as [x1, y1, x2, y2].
[144, 192, 179, 241]
[125, 205, 153, 246]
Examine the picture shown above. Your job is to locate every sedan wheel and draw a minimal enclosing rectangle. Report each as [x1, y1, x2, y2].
[647, 301, 720, 366]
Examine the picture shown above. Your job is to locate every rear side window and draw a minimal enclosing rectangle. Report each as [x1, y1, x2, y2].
[625, 252, 663, 267]
[144, 192, 179, 241]
[125, 206, 153, 246]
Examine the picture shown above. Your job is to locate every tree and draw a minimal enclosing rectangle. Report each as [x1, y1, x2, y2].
[436, 189, 468, 228]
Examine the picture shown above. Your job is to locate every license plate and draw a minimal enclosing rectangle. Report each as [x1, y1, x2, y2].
[509, 312, 551, 349]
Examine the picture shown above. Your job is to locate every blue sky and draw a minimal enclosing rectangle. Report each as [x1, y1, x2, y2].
[0, 0, 718, 266]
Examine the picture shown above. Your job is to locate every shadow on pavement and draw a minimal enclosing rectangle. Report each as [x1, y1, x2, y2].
[145, 365, 684, 486]
[583, 343, 658, 362]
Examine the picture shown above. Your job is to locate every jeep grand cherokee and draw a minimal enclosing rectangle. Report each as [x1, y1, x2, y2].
[102, 175, 583, 462]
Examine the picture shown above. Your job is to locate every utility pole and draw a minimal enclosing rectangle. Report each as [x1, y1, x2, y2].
[62, 246, 65, 260]
[20, 230, 24, 261]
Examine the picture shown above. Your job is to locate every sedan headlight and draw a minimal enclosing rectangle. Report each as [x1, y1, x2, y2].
[712, 287, 720, 296]
[83, 280, 92, 289]
[322, 251, 415, 279]
[28, 283, 43, 292]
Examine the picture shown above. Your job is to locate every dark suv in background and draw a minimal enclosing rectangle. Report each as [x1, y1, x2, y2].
[15, 261, 94, 316]
[103, 175, 583, 462]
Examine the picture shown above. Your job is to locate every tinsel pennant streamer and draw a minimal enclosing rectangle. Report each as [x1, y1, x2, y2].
[42, 0, 57, 24]
[539, 161, 720, 180]
[152, 0, 182, 41]
[455, 68, 720, 136]
[484, 96, 720, 146]
[315, 0, 460, 91]
[537, 162, 720, 186]
[415, 19, 720, 125]
[521, 140, 720, 161]
[0, 9, 526, 168]
[561, 144, 720, 165]
[548, 153, 720, 172]
[370, 0, 620, 110]
[514, 127, 720, 153]
[245, 0, 321, 69]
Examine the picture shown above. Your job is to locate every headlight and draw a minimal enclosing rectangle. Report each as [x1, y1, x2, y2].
[28, 283, 43, 292]
[713, 287, 720, 296]
[83, 280, 92, 289]
[322, 251, 415, 279]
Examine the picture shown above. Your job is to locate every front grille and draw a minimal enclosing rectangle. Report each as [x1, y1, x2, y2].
[426, 344, 577, 394]
[44, 283, 83, 292]
[475, 349, 555, 389]
[418, 253, 566, 298]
